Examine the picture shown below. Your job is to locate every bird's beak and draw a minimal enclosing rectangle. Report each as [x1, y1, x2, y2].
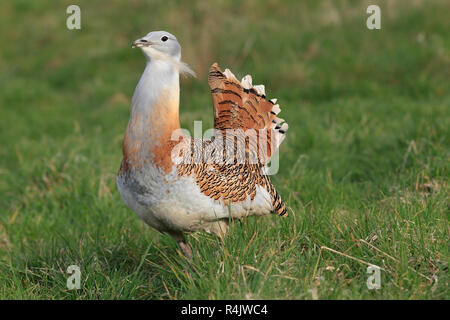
[132, 38, 155, 48]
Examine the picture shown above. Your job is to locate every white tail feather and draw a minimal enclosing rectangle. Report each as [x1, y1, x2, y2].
[241, 75, 252, 89]
[254, 84, 265, 96]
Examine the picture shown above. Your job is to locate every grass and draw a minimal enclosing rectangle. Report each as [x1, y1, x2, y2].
[0, 0, 448, 299]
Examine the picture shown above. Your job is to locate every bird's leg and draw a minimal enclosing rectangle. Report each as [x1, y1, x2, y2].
[212, 219, 229, 244]
[178, 240, 193, 260]
[170, 232, 193, 260]
[211, 220, 229, 259]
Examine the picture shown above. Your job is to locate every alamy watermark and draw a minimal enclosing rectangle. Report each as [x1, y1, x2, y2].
[66, 265, 81, 290]
[366, 265, 381, 290]
[66, 5, 81, 30]
[366, 5, 381, 30]
[169, 121, 281, 175]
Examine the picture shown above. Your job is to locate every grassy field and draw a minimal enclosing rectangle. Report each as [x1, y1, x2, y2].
[0, 0, 448, 299]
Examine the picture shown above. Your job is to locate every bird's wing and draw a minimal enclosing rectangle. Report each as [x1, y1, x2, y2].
[208, 63, 288, 164]
[173, 64, 289, 217]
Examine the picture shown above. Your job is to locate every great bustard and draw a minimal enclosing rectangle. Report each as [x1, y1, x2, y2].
[117, 31, 289, 259]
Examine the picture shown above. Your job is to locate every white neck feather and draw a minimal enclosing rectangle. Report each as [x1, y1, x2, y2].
[122, 48, 195, 169]
[131, 59, 180, 114]
[124, 57, 181, 160]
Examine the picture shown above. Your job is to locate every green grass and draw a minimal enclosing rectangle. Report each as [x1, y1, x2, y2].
[0, 0, 448, 299]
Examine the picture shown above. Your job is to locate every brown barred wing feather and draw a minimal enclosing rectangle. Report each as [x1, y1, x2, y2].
[208, 63, 288, 164]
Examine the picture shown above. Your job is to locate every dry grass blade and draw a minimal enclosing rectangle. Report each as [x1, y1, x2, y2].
[312, 245, 385, 281]
[359, 239, 433, 282]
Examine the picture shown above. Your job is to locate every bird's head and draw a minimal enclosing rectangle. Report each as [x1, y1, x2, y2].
[132, 31, 181, 61]
[132, 31, 195, 77]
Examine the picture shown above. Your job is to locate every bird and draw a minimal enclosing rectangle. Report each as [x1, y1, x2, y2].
[117, 31, 289, 259]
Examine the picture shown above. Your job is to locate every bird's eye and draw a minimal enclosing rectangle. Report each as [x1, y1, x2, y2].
[161, 36, 168, 42]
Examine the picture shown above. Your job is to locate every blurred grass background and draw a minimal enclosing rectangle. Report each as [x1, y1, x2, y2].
[0, 0, 448, 299]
